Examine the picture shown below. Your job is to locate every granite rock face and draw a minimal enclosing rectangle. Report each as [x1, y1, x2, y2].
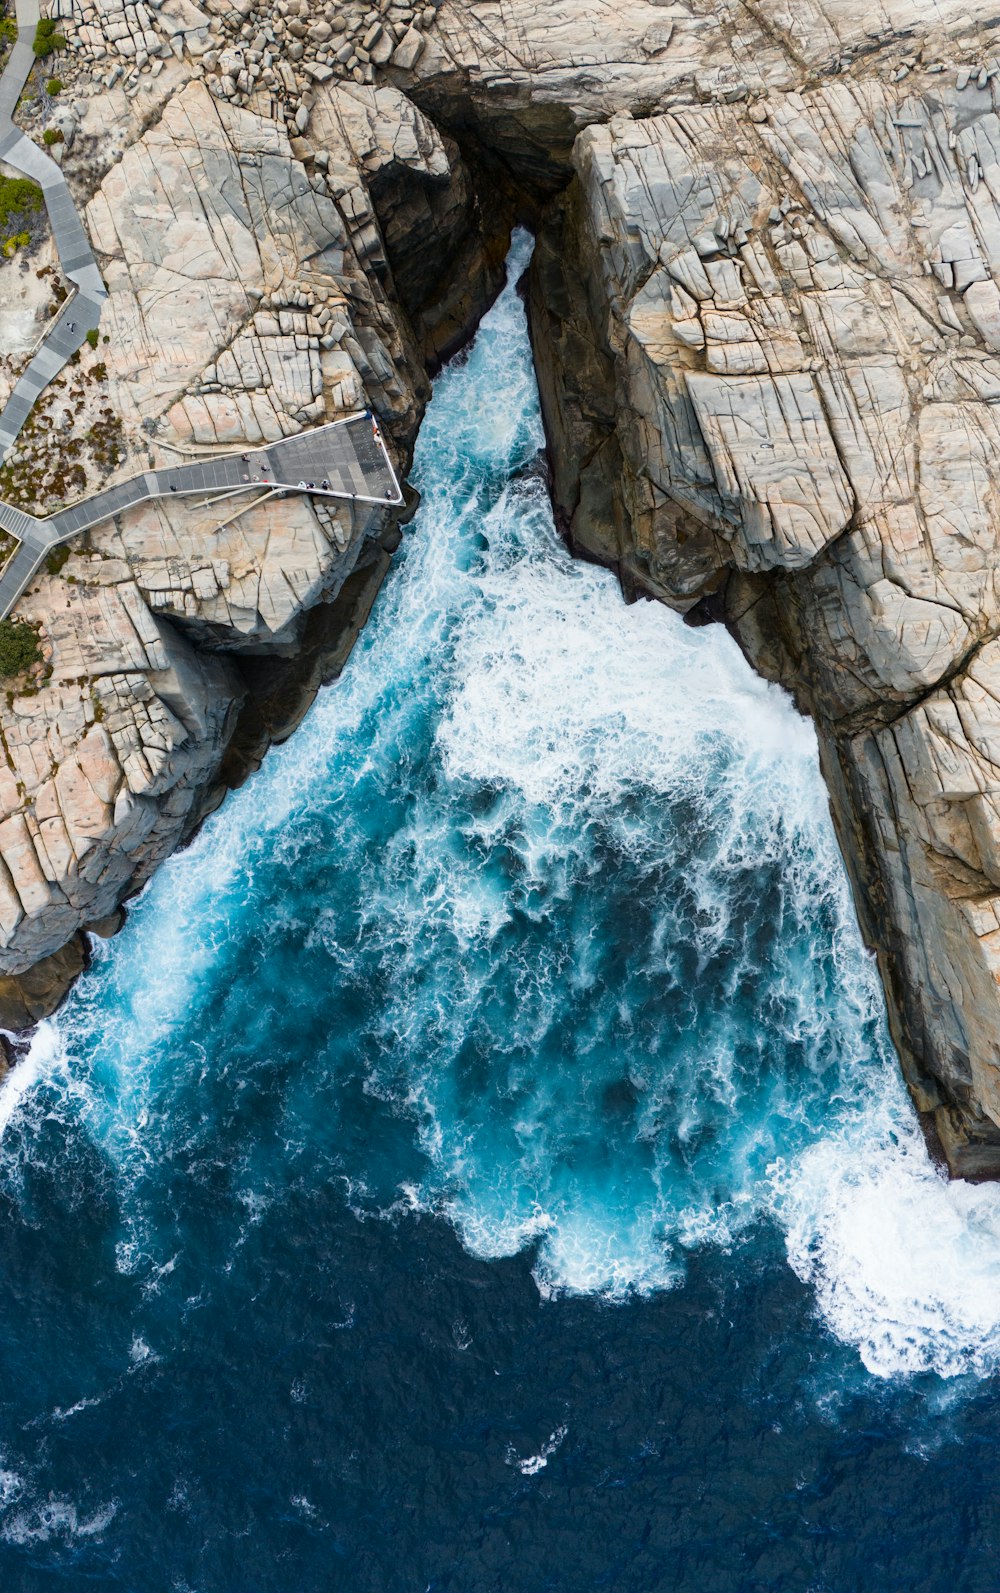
[2, 577, 241, 978]
[16, 0, 1000, 1176]
[0, 21, 505, 1020]
[521, 50, 1000, 1175]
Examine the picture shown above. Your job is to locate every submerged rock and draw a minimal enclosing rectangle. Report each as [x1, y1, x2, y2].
[0, 933, 90, 1030]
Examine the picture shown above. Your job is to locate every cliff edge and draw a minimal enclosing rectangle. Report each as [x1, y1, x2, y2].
[7, 0, 1000, 1176]
[389, 0, 1000, 1176]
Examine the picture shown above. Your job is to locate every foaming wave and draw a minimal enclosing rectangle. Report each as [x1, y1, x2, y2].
[0, 1453, 117, 1549]
[367, 424, 878, 1303]
[778, 1102, 1000, 1379]
[438, 485, 816, 821]
[2, 1496, 118, 1547]
[507, 1426, 567, 1475]
[0, 1037, 47, 1142]
[6, 228, 1000, 1387]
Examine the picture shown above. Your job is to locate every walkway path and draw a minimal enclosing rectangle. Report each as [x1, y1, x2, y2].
[0, 411, 405, 616]
[0, 7, 405, 623]
[0, 0, 107, 460]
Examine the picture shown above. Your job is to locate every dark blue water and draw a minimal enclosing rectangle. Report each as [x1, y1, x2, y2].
[4, 234, 1000, 1590]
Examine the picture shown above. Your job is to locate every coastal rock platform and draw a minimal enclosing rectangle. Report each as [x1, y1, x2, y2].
[7, 0, 1000, 1173]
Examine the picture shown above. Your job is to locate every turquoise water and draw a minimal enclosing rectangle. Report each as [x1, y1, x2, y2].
[4, 233, 1000, 1587]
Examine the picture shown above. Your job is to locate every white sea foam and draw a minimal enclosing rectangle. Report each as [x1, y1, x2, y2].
[0, 1020, 73, 1138]
[129, 1336, 160, 1366]
[0, 1461, 23, 1508]
[778, 1106, 1000, 1378]
[0, 1041, 39, 1141]
[437, 504, 814, 822]
[4, 228, 1000, 1390]
[507, 1425, 567, 1476]
[1, 1495, 118, 1545]
[49, 1395, 104, 1424]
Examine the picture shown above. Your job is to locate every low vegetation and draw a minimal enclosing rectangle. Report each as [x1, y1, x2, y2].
[32, 17, 66, 57]
[37, 263, 69, 318]
[0, 175, 42, 231]
[88, 411, 126, 471]
[41, 126, 63, 147]
[0, 620, 41, 679]
[0, 363, 126, 511]
[45, 77, 62, 94]
[0, 175, 43, 256]
[44, 544, 71, 576]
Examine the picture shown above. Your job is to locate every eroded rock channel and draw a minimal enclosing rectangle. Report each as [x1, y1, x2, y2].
[5, 0, 1000, 1175]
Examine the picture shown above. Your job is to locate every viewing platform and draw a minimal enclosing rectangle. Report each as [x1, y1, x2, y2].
[0, 0, 405, 622]
[0, 412, 404, 618]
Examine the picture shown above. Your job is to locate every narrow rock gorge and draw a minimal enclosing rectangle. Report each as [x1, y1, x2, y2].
[7, 0, 1000, 1175]
[394, 0, 1000, 1178]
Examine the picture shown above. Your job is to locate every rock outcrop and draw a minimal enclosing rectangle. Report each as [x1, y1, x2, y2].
[509, 31, 1000, 1176]
[11, 0, 1000, 1177]
[0, 4, 506, 1020]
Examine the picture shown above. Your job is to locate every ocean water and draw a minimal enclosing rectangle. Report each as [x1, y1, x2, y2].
[3, 234, 1000, 1589]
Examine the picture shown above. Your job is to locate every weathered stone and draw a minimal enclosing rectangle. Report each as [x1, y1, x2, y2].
[0, 934, 90, 1030]
[0, 58, 505, 1003]
[390, 24, 423, 70]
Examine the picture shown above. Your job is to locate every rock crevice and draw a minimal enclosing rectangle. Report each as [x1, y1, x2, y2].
[512, 43, 1000, 1176]
[13, 0, 1000, 1179]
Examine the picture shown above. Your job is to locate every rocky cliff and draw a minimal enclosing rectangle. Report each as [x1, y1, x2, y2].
[387, 0, 1000, 1177]
[0, 4, 507, 1020]
[8, 0, 1000, 1175]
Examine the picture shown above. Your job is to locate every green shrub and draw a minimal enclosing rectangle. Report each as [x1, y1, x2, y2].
[85, 327, 98, 349]
[0, 620, 40, 678]
[41, 126, 62, 146]
[0, 175, 42, 229]
[0, 17, 16, 47]
[45, 76, 62, 93]
[32, 18, 66, 56]
[44, 544, 70, 576]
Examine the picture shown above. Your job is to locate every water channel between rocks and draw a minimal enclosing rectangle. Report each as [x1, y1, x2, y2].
[2, 231, 1000, 1590]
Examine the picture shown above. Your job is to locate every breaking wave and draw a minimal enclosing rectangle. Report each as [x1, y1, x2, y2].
[3, 228, 1000, 1391]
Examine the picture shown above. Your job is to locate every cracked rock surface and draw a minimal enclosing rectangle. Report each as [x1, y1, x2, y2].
[0, 3, 504, 1018]
[16, 0, 1000, 1175]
